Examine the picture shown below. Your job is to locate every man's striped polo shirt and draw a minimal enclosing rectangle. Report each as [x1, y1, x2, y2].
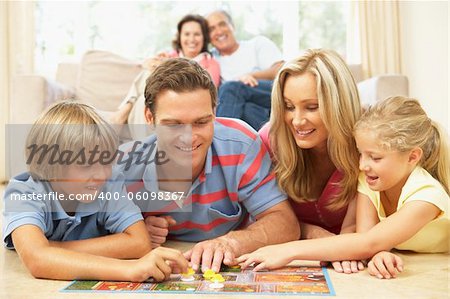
[115, 117, 287, 242]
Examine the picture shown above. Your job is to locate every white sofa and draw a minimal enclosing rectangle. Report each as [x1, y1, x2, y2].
[10, 50, 409, 124]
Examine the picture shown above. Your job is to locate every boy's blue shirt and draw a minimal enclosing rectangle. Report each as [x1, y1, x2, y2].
[2, 172, 143, 249]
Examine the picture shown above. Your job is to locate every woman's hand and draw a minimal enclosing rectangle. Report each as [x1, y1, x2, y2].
[236, 244, 293, 271]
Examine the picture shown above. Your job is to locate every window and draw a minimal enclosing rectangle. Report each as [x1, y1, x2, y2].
[35, 1, 349, 76]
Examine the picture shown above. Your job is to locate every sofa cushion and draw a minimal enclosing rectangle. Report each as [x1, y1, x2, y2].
[76, 50, 142, 111]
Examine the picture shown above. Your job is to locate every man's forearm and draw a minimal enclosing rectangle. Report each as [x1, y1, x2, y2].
[300, 223, 335, 239]
[220, 201, 300, 256]
[250, 61, 284, 80]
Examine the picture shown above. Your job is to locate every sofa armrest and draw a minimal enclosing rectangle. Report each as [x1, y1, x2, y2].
[357, 75, 409, 107]
[10, 75, 75, 124]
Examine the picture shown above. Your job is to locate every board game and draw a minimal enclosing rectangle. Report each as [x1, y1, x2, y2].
[62, 265, 335, 296]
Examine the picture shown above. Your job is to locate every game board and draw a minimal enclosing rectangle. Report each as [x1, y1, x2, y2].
[62, 265, 335, 296]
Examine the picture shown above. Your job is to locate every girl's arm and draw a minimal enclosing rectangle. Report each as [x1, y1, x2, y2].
[238, 196, 441, 270]
[356, 193, 404, 279]
[49, 221, 151, 259]
[12, 225, 188, 281]
[356, 192, 380, 233]
[332, 197, 364, 273]
[340, 196, 358, 233]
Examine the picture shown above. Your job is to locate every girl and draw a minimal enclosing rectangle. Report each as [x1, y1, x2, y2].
[3, 101, 188, 281]
[239, 96, 449, 279]
[258, 49, 363, 273]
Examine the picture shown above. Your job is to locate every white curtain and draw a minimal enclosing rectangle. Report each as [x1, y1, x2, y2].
[0, 1, 35, 182]
[349, 0, 402, 78]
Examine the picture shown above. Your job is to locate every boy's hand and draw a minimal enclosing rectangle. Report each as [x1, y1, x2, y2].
[144, 216, 176, 248]
[236, 244, 292, 271]
[129, 247, 188, 282]
[367, 251, 403, 279]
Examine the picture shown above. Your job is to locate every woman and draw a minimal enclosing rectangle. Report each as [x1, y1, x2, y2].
[112, 14, 220, 127]
[145, 14, 220, 86]
[259, 49, 363, 273]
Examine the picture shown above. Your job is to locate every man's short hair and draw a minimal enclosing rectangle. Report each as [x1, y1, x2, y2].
[144, 58, 217, 115]
[208, 9, 234, 27]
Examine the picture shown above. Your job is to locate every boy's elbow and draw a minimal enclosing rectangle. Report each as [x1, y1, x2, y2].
[25, 258, 49, 279]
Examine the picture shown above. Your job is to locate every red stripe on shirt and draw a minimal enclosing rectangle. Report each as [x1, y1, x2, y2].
[252, 172, 276, 193]
[238, 142, 267, 188]
[126, 180, 145, 193]
[192, 189, 238, 204]
[216, 118, 256, 140]
[212, 154, 245, 166]
[142, 201, 180, 216]
[169, 217, 234, 232]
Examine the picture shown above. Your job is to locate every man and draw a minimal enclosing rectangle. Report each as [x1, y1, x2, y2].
[206, 10, 284, 130]
[117, 58, 299, 273]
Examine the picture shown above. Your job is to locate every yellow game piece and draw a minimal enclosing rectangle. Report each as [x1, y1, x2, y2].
[182, 267, 195, 276]
[203, 269, 216, 279]
[181, 267, 196, 282]
[208, 274, 225, 289]
[210, 274, 225, 283]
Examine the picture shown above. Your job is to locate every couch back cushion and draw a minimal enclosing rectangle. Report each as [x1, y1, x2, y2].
[76, 50, 142, 111]
[347, 64, 364, 83]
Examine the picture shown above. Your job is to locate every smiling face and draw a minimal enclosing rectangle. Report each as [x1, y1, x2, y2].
[50, 162, 112, 204]
[206, 11, 238, 55]
[355, 129, 417, 194]
[283, 73, 329, 153]
[145, 88, 215, 180]
[180, 21, 204, 59]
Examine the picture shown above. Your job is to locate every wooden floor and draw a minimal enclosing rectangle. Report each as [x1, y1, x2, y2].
[1, 183, 449, 299]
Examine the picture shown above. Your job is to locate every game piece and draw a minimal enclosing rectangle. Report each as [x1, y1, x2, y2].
[181, 267, 195, 282]
[181, 276, 195, 282]
[202, 269, 216, 279]
[209, 274, 225, 289]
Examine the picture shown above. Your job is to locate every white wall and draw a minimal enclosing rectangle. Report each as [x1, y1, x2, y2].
[399, 1, 449, 132]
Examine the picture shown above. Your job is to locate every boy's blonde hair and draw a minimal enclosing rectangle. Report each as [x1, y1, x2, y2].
[26, 101, 119, 180]
[354, 96, 450, 194]
[270, 49, 362, 210]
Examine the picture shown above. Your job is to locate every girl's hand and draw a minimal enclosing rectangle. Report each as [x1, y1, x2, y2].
[236, 244, 293, 271]
[367, 251, 403, 279]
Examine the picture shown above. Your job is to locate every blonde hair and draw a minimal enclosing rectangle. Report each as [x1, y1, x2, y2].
[270, 49, 361, 210]
[354, 96, 450, 194]
[26, 101, 119, 180]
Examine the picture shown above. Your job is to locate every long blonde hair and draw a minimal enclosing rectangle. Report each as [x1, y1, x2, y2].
[26, 101, 118, 180]
[354, 96, 450, 194]
[270, 49, 361, 210]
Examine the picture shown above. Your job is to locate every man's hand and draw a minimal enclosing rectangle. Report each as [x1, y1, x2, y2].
[238, 74, 258, 87]
[144, 216, 176, 248]
[183, 237, 237, 273]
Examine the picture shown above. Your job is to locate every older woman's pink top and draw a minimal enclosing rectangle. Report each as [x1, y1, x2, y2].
[168, 50, 221, 87]
[258, 123, 348, 234]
